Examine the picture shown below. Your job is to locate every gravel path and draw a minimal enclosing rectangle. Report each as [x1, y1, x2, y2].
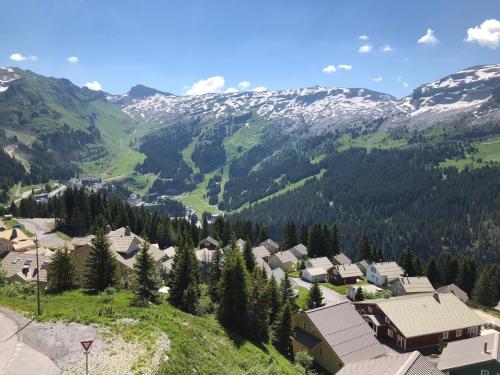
[18, 218, 69, 249]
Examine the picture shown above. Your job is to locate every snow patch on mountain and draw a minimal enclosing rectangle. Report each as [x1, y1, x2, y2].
[0, 67, 20, 94]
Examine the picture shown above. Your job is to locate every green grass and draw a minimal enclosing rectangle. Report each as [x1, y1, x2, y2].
[288, 271, 300, 278]
[440, 136, 500, 170]
[319, 281, 368, 295]
[181, 139, 199, 173]
[224, 116, 265, 160]
[295, 286, 309, 311]
[176, 170, 221, 215]
[0, 289, 300, 374]
[121, 173, 158, 196]
[337, 130, 408, 153]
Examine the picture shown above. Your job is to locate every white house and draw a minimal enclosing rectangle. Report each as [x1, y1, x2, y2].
[366, 262, 405, 287]
[301, 267, 327, 283]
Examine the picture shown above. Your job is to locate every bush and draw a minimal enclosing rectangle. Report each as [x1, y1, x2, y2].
[0, 282, 37, 298]
[100, 286, 117, 304]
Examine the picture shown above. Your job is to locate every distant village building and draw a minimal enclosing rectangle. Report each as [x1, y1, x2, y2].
[332, 252, 352, 265]
[269, 250, 298, 272]
[437, 331, 500, 374]
[337, 351, 443, 375]
[259, 239, 279, 254]
[198, 236, 219, 250]
[391, 276, 435, 296]
[436, 283, 469, 303]
[354, 293, 484, 351]
[330, 264, 363, 285]
[366, 262, 405, 287]
[292, 301, 386, 374]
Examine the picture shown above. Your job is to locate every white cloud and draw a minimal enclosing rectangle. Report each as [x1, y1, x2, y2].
[10, 53, 37, 62]
[465, 19, 500, 49]
[372, 76, 383, 83]
[403, 81, 409, 88]
[238, 80, 250, 89]
[359, 35, 369, 40]
[381, 44, 393, 52]
[358, 44, 373, 53]
[186, 76, 225, 95]
[337, 64, 352, 71]
[418, 28, 439, 46]
[67, 56, 79, 63]
[84, 81, 102, 91]
[322, 65, 336, 74]
[252, 86, 267, 92]
[224, 87, 239, 93]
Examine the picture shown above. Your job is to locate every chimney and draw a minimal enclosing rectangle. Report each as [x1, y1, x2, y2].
[125, 226, 131, 236]
[483, 341, 489, 354]
[105, 225, 112, 234]
[10, 228, 17, 240]
[433, 291, 440, 303]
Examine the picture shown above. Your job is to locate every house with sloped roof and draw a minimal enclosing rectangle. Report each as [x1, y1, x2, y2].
[0, 228, 35, 255]
[330, 264, 363, 285]
[337, 351, 443, 375]
[292, 300, 386, 374]
[198, 236, 219, 250]
[301, 267, 327, 283]
[332, 252, 352, 265]
[391, 276, 435, 296]
[269, 250, 298, 271]
[252, 245, 271, 262]
[437, 331, 500, 374]
[0, 251, 51, 286]
[259, 239, 279, 254]
[305, 257, 334, 272]
[163, 246, 176, 260]
[436, 283, 469, 303]
[223, 238, 246, 252]
[288, 244, 308, 259]
[366, 261, 405, 287]
[356, 259, 371, 275]
[354, 293, 484, 351]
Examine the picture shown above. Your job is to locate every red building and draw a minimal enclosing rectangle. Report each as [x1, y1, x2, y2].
[354, 292, 484, 351]
[329, 264, 363, 285]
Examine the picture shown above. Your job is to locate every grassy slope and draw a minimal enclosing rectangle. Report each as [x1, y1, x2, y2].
[337, 130, 408, 152]
[0, 290, 299, 374]
[440, 135, 500, 170]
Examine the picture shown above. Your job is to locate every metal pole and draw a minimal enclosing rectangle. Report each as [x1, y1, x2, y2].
[85, 351, 89, 375]
[35, 234, 41, 316]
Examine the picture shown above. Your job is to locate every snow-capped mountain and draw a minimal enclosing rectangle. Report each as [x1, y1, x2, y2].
[0, 67, 20, 93]
[110, 64, 500, 133]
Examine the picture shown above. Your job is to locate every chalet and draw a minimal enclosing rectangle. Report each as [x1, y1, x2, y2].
[198, 236, 219, 250]
[347, 284, 382, 301]
[437, 332, 500, 374]
[366, 261, 404, 287]
[337, 351, 443, 375]
[292, 301, 386, 374]
[223, 238, 246, 252]
[332, 252, 352, 265]
[70, 227, 167, 286]
[391, 276, 435, 296]
[330, 264, 363, 285]
[436, 283, 469, 303]
[196, 248, 214, 282]
[252, 245, 271, 262]
[163, 246, 176, 260]
[301, 267, 327, 283]
[0, 228, 35, 254]
[354, 293, 484, 351]
[305, 257, 334, 272]
[269, 250, 298, 271]
[356, 259, 371, 275]
[256, 256, 272, 278]
[0, 251, 50, 286]
[288, 244, 308, 259]
[259, 239, 279, 254]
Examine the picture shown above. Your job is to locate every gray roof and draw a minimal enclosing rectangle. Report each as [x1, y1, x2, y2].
[333, 252, 352, 265]
[271, 267, 285, 283]
[371, 261, 405, 279]
[337, 351, 443, 375]
[198, 236, 219, 248]
[395, 277, 435, 294]
[195, 248, 214, 263]
[256, 256, 272, 277]
[356, 293, 484, 338]
[252, 245, 271, 259]
[438, 332, 500, 371]
[272, 250, 298, 264]
[436, 283, 469, 302]
[163, 246, 176, 259]
[307, 257, 334, 271]
[334, 264, 363, 278]
[259, 239, 279, 251]
[1, 251, 50, 283]
[288, 244, 308, 257]
[304, 300, 386, 364]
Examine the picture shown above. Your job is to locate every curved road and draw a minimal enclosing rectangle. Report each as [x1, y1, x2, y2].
[17, 218, 69, 249]
[0, 311, 61, 374]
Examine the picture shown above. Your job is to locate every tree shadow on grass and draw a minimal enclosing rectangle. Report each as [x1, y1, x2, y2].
[221, 325, 270, 353]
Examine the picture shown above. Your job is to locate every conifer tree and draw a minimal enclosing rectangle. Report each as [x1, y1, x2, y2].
[267, 274, 281, 325]
[209, 247, 223, 302]
[307, 281, 324, 309]
[280, 272, 295, 307]
[273, 302, 294, 359]
[426, 257, 441, 287]
[356, 234, 371, 261]
[243, 240, 256, 272]
[218, 241, 249, 334]
[456, 257, 477, 294]
[308, 223, 324, 258]
[47, 247, 76, 293]
[472, 266, 497, 307]
[257, 224, 270, 243]
[248, 268, 270, 342]
[330, 224, 340, 257]
[85, 229, 117, 292]
[281, 220, 298, 249]
[132, 241, 162, 305]
[398, 248, 416, 276]
[299, 224, 309, 247]
[354, 286, 364, 301]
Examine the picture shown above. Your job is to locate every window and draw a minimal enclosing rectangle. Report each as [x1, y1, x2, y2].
[24, 259, 32, 266]
[456, 329, 462, 337]
[12, 258, 20, 264]
[467, 327, 479, 337]
[443, 331, 449, 339]
[41, 261, 49, 270]
[388, 329, 393, 338]
[480, 370, 489, 375]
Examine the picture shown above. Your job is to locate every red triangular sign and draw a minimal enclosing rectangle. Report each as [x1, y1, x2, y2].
[81, 340, 93, 351]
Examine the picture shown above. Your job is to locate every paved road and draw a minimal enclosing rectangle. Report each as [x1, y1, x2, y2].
[292, 277, 347, 305]
[18, 218, 69, 249]
[474, 308, 500, 327]
[0, 311, 61, 375]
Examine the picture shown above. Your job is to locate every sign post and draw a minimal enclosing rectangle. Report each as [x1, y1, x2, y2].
[80, 340, 93, 375]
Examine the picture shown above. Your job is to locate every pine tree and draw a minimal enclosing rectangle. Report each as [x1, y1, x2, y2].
[218, 241, 249, 334]
[308, 223, 324, 258]
[267, 274, 281, 325]
[47, 247, 76, 293]
[456, 257, 477, 294]
[330, 224, 340, 257]
[169, 236, 200, 310]
[209, 247, 223, 302]
[354, 286, 364, 301]
[243, 240, 256, 272]
[273, 302, 294, 359]
[281, 220, 298, 250]
[472, 266, 497, 307]
[307, 281, 324, 309]
[248, 268, 270, 342]
[426, 257, 441, 287]
[201, 215, 209, 239]
[280, 272, 295, 307]
[299, 224, 309, 247]
[85, 229, 117, 292]
[132, 241, 162, 305]
[183, 283, 199, 314]
[356, 234, 371, 261]
[398, 248, 416, 276]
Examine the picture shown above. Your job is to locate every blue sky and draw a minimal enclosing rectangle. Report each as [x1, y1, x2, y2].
[2, 0, 499, 97]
